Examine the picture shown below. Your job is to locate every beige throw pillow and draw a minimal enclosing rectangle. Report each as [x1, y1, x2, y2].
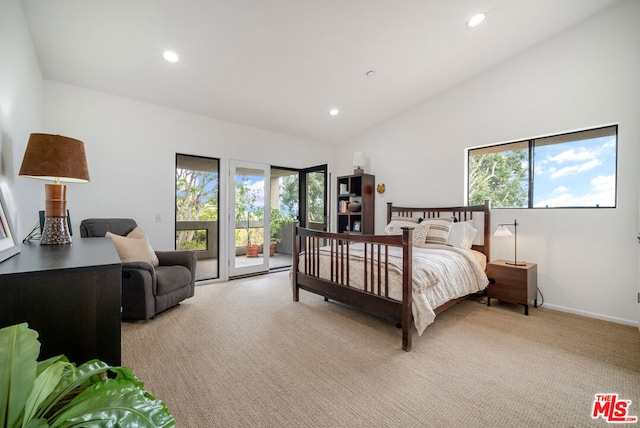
[423, 218, 454, 245]
[106, 228, 159, 266]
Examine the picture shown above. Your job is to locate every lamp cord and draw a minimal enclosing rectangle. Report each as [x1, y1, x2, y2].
[536, 287, 544, 308]
[22, 221, 41, 243]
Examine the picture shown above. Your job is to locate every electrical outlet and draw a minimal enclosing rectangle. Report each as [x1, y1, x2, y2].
[155, 213, 161, 222]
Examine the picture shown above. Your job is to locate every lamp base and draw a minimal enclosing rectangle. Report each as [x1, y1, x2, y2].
[505, 261, 527, 266]
[41, 216, 72, 245]
[353, 167, 364, 175]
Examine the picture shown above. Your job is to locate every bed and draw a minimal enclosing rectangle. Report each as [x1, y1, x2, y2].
[292, 200, 491, 351]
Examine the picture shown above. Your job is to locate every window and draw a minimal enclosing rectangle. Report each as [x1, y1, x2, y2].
[468, 125, 617, 208]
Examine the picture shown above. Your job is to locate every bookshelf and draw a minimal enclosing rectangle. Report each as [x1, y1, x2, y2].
[336, 173, 375, 234]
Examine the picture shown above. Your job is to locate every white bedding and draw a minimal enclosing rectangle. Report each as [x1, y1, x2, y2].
[297, 243, 488, 335]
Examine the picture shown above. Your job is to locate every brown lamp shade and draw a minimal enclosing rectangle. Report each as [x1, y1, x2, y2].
[19, 133, 90, 182]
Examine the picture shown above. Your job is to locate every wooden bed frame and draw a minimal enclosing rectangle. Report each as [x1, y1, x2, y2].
[292, 200, 491, 351]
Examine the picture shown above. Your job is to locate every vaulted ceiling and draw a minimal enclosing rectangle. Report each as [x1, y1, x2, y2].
[22, 0, 621, 144]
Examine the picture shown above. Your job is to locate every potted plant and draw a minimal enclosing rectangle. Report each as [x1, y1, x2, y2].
[269, 208, 294, 256]
[0, 322, 174, 427]
[235, 178, 261, 257]
[244, 209, 260, 257]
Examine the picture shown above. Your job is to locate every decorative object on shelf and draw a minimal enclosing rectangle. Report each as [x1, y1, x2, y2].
[353, 151, 366, 175]
[19, 133, 90, 245]
[348, 201, 361, 212]
[0, 187, 20, 263]
[493, 219, 526, 266]
[376, 183, 385, 194]
[340, 183, 348, 194]
[352, 221, 361, 232]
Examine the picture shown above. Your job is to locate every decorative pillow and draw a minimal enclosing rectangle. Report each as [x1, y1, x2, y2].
[422, 218, 454, 245]
[411, 222, 431, 248]
[106, 229, 159, 267]
[447, 221, 478, 249]
[384, 220, 418, 235]
[126, 227, 147, 240]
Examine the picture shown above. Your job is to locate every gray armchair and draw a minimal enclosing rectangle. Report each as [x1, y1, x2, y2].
[80, 218, 196, 320]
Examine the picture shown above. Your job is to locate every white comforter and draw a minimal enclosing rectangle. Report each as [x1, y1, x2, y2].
[297, 243, 488, 335]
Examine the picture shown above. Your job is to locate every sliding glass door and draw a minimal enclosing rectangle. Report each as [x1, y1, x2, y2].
[175, 154, 219, 281]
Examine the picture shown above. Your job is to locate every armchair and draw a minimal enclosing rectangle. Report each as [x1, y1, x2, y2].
[80, 218, 196, 320]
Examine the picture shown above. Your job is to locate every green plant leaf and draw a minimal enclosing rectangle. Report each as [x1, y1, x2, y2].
[36, 355, 69, 377]
[23, 361, 72, 425]
[0, 323, 40, 428]
[36, 360, 111, 421]
[24, 417, 49, 428]
[50, 379, 175, 428]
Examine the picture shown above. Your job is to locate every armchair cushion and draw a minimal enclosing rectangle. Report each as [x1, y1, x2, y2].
[156, 265, 192, 295]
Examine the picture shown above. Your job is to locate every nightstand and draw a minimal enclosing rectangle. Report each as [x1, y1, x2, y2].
[486, 259, 537, 315]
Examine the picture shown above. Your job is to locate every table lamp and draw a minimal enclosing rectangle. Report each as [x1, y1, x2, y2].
[493, 219, 526, 266]
[19, 133, 90, 245]
[353, 152, 366, 175]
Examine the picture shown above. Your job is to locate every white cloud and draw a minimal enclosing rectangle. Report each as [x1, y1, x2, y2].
[547, 147, 596, 163]
[535, 175, 615, 207]
[591, 174, 615, 192]
[550, 158, 601, 178]
[552, 186, 569, 195]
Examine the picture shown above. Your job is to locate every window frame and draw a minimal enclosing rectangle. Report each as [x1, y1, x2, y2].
[467, 125, 618, 209]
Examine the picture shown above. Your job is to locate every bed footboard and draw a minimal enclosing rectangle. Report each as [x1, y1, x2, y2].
[292, 225, 414, 351]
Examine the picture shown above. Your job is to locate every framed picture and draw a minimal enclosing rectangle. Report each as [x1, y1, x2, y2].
[352, 221, 361, 233]
[0, 187, 20, 263]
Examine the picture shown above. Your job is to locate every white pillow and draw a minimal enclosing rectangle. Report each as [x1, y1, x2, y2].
[422, 218, 454, 245]
[384, 220, 417, 235]
[106, 229, 159, 267]
[447, 221, 478, 249]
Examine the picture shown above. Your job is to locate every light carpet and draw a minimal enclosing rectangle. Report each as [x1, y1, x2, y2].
[122, 271, 640, 427]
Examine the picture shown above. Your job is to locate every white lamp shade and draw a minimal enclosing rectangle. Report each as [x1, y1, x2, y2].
[493, 225, 513, 237]
[353, 152, 366, 168]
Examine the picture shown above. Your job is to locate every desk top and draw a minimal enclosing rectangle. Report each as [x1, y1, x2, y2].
[0, 238, 120, 276]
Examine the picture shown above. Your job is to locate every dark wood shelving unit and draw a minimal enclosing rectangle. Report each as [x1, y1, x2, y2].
[337, 173, 375, 234]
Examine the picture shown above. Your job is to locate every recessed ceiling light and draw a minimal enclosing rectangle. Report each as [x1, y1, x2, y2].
[467, 13, 486, 28]
[329, 108, 340, 116]
[163, 50, 179, 63]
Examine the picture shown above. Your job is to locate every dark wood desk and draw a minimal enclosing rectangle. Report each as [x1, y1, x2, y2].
[0, 238, 122, 365]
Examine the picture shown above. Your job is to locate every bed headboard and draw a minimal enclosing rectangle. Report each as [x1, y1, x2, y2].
[386, 200, 491, 259]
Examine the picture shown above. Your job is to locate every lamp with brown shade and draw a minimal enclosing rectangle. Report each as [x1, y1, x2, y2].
[19, 133, 90, 245]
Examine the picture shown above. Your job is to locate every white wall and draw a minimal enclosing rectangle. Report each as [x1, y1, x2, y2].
[0, 0, 43, 233]
[334, 0, 640, 326]
[41, 81, 330, 280]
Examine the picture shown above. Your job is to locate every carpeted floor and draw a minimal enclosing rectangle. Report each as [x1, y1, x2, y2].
[121, 271, 640, 427]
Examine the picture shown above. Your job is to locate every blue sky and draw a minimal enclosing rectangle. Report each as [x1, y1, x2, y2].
[533, 135, 616, 207]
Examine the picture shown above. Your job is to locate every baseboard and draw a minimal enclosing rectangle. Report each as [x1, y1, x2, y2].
[543, 303, 638, 328]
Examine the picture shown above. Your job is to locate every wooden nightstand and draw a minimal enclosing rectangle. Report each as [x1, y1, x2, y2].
[486, 260, 537, 315]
